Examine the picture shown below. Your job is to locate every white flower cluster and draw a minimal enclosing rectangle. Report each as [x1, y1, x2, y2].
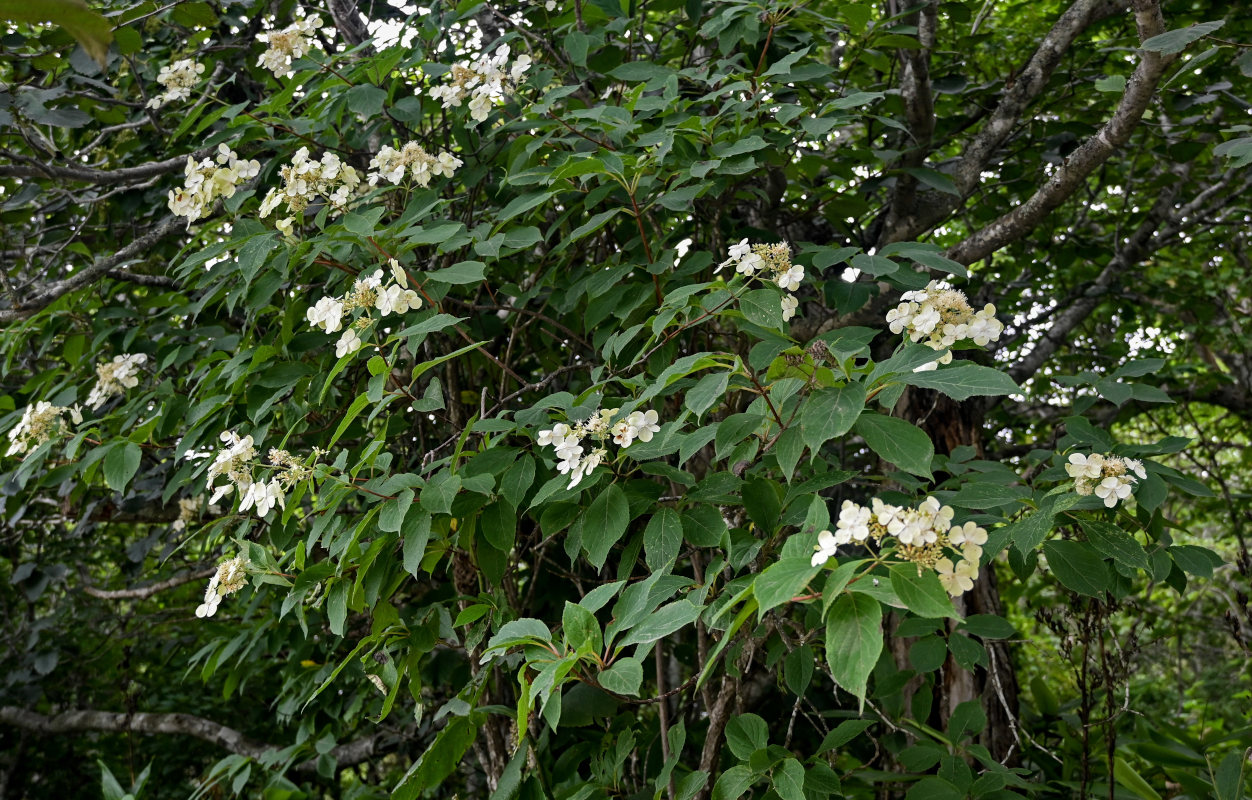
[205, 431, 321, 518]
[259, 147, 363, 232]
[306, 260, 421, 358]
[147, 58, 206, 109]
[195, 555, 249, 618]
[811, 497, 986, 597]
[85, 353, 147, 411]
[172, 496, 200, 532]
[368, 142, 462, 187]
[537, 407, 661, 489]
[6, 401, 82, 457]
[1066, 452, 1146, 508]
[256, 13, 324, 78]
[427, 44, 533, 124]
[168, 144, 260, 222]
[886, 281, 1003, 368]
[717, 240, 804, 321]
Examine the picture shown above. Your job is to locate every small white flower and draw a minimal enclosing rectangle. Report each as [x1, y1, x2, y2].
[307, 297, 344, 333]
[1094, 476, 1133, 508]
[1123, 457, 1147, 480]
[811, 530, 840, 567]
[781, 294, 799, 321]
[936, 558, 977, 596]
[335, 328, 363, 358]
[776, 265, 804, 292]
[1065, 453, 1104, 480]
[537, 423, 571, 447]
[624, 410, 660, 444]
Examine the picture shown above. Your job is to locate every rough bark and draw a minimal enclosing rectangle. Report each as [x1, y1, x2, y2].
[0, 706, 382, 775]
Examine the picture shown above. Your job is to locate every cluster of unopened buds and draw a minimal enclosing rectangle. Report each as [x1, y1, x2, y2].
[368, 142, 462, 187]
[811, 497, 986, 596]
[886, 280, 1004, 371]
[205, 430, 322, 518]
[172, 496, 201, 532]
[1065, 452, 1146, 508]
[256, 13, 325, 77]
[168, 144, 260, 223]
[147, 58, 205, 108]
[5, 401, 82, 458]
[427, 44, 532, 124]
[195, 555, 249, 618]
[538, 407, 661, 489]
[717, 240, 804, 321]
[306, 260, 421, 357]
[86, 353, 147, 410]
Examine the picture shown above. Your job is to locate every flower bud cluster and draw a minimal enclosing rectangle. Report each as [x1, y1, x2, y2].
[811, 497, 986, 597]
[256, 13, 324, 77]
[306, 260, 421, 358]
[886, 281, 1003, 367]
[168, 145, 260, 222]
[427, 44, 532, 124]
[172, 496, 201, 532]
[147, 58, 206, 109]
[196, 555, 250, 618]
[6, 401, 82, 457]
[259, 147, 363, 232]
[86, 353, 147, 411]
[717, 240, 804, 321]
[1065, 452, 1146, 508]
[538, 407, 661, 489]
[206, 431, 325, 518]
[368, 142, 462, 187]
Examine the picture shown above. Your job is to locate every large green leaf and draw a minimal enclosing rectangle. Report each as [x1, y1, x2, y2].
[582, 483, 630, 569]
[852, 413, 934, 478]
[825, 592, 882, 704]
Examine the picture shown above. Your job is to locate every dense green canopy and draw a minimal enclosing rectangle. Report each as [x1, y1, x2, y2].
[1, 0, 1250, 798]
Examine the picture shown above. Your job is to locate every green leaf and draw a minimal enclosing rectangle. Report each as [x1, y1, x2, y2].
[1113, 757, 1163, 800]
[644, 507, 682, 571]
[1, 0, 113, 67]
[379, 489, 415, 533]
[1080, 519, 1150, 571]
[901, 363, 1021, 401]
[901, 167, 959, 196]
[825, 592, 882, 705]
[773, 759, 806, 800]
[562, 601, 602, 653]
[685, 371, 729, 418]
[853, 413, 934, 479]
[1041, 540, 1109, 597]
[801, 382, 866, 452]
[850, 253, 898, 277]
[481, 500, 517, 551]
[427, 260, 486, 285]
[726, 713, 769, 759]
[402, 512, 432, 576]
[103, 443, 141, 493]
[619, 599, 702, 647]
[1141, 20, 1224, 55]
[888, 563, 960, 619]
[1095, 75, 1127, 93]
[597, 656, 643, 695]
[738, 288, 785, 329]
[712, 765, 756, 800]
[582, 483, 629, 569]
[754, 557, 819, 616]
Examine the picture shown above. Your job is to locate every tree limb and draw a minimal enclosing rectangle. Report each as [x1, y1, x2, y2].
[81, 568, 214, 600]
[0, 706, 381, 775]
[949, 0, 1172, 265]
[0, 216, 186, 323]
[879, 0, 1124, 245]
[0, 149, 208, 184]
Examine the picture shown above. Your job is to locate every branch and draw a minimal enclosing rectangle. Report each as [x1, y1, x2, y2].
[0, 216, 186, 323]
[0, 706, 381, 775]
[82, 568, 214, 600]
[949, 0, 1172, 264]
[878, 0, 1123, 245]
[1006, 165, 1240, 384]
[0, 149, 208, 184]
